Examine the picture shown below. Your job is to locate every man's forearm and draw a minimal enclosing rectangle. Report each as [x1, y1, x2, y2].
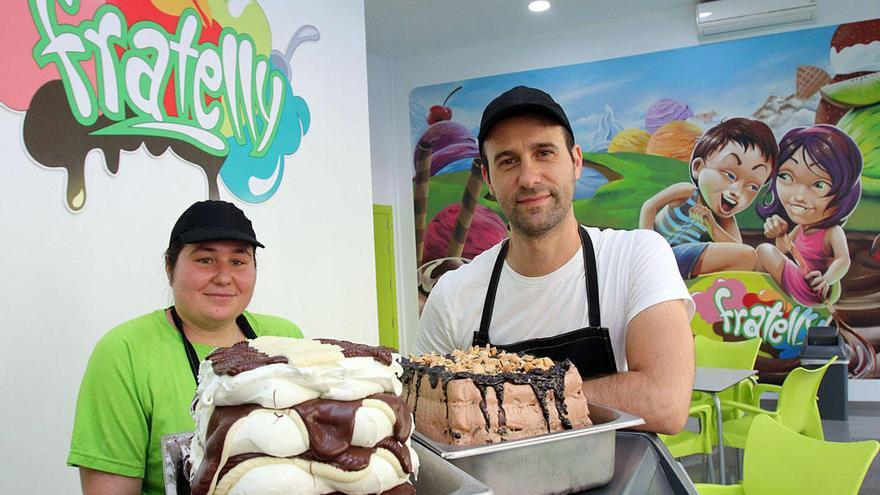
[582, 370, 690, 434]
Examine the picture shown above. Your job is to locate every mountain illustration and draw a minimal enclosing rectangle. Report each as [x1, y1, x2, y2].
[582, 104, 624, 152]
[751, 94, 818, 139]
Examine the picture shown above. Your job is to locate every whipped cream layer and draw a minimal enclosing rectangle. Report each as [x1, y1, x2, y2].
[214, 445, 418, 495]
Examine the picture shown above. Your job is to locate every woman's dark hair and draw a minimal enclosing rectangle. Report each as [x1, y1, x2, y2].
[164, 239, 186, 273]
[757, 125, 862, 230]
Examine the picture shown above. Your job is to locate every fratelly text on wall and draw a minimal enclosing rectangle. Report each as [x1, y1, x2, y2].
[2, 0, 318, 211]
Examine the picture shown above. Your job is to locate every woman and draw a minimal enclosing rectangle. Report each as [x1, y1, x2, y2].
[68, 200, 303, 495]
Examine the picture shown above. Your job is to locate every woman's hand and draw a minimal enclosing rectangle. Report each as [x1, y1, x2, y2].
[806, 270, 831, 299]
[763, 215, 788, 239]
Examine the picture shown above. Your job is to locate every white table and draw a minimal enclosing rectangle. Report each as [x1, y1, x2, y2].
[693, 367, 758, 485]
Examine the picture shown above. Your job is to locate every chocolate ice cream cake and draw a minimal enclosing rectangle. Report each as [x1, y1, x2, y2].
[185, 337, 418, 495]
[402, 346, 591, 445]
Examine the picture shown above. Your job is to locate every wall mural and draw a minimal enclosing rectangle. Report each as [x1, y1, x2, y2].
[410, 19, 880, 380]
[1, 0, 316, 212]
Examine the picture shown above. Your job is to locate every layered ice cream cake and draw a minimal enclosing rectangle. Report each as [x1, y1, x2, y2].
[185, 337, 418, 495]
[402, 346, 591, 445]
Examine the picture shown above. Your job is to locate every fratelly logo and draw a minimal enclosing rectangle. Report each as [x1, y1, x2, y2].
[4, 0, 317, 211]
[691, 277, 832, 359]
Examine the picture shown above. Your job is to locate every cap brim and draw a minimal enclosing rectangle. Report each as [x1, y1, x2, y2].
[479, 103, 570, 144]
[178, 227, 265, 248]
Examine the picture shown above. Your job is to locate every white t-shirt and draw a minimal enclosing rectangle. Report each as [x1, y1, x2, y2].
[415, 227, 694, 372]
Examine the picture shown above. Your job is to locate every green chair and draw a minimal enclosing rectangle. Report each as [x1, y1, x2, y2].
[719, 357, 836, 450]
[696, 415, 879, 495]
[693, 335, 763, 415]
[659, 402, 714, 457]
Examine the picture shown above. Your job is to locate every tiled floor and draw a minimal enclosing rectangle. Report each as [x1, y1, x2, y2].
[677, 401, 880, 494]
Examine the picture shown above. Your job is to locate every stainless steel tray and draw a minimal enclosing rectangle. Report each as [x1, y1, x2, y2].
[411, 442, 493, 495]
[161, 432, 493, 495]
[413, 403, 644, 495]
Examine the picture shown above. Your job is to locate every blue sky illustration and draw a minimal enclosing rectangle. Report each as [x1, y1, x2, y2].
[410, 25, 836, 157]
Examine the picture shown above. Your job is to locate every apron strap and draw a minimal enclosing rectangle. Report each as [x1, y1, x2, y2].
[170, 306, 257, 384]
[579, 226, 602, 328]
[473, 226, 600, 346]
[473, 239, 510, 346]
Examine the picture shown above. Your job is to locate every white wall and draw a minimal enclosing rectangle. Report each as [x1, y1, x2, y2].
[0, 1, 376, 493]
[367, 0, 879, 358]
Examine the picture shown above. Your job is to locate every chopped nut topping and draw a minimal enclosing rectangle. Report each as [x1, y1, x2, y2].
[408, 346, 555, 375]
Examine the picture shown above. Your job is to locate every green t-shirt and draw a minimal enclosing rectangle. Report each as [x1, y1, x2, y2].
[68, 309, 303, 495]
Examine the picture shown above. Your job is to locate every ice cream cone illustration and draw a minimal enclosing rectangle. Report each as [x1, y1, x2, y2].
[447, 159, 484, 258]
[414, 142, 432, 266]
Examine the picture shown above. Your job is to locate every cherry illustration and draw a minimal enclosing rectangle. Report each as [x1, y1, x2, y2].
[427, 85, 462, 125]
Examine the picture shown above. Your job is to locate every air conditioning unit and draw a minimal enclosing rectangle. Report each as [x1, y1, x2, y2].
[696, 0, 817, 37]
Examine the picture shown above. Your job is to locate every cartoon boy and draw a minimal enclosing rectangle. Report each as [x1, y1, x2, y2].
[639, 118, 778, 279]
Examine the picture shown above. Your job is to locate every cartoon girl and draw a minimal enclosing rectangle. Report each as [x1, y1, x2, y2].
[755, 125, 863, 307]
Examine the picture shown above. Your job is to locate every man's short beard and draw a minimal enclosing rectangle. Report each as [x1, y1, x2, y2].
[506, 187, 570, 237]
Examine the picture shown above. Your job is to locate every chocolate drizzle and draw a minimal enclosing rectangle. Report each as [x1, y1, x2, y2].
[376, 437, 413, 474]
[476, 386, 491, 432]
[317, 338, 395, 365]
[207, 341, 288, 376]
[300, 445, 375, 471]
[411, 372, 425, 416]
[493, 382, 507, 427]
[291, 394, 413, 470]
[401, 357, 574, 438]
[372, 393, 413, 442]
[294, 398, 364, 459]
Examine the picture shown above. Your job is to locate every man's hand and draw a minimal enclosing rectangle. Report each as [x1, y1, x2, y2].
[80, 467, 141, 495]
[581, 299, 694, 434]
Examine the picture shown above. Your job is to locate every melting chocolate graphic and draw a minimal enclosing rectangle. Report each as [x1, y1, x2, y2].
[401, 357, 575, 438]
[22, 80, 227, 211]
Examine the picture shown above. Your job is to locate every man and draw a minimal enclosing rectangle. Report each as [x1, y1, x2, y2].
[415, 86, 695, 434]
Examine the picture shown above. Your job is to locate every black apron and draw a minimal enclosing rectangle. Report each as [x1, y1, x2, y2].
[170, 306, 257, 384]
[471, 226, 617, 379]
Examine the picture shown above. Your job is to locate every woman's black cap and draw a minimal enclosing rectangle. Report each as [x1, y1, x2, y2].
[477, 86, 574, 153]
[169, 200, 264, 248]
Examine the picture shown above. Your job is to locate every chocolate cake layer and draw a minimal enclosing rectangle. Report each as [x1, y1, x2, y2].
[402, 354, 591, 445]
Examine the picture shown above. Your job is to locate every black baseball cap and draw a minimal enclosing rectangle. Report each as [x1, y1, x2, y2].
[169, 200, 264, 248]
[477, 86, 574, 153]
